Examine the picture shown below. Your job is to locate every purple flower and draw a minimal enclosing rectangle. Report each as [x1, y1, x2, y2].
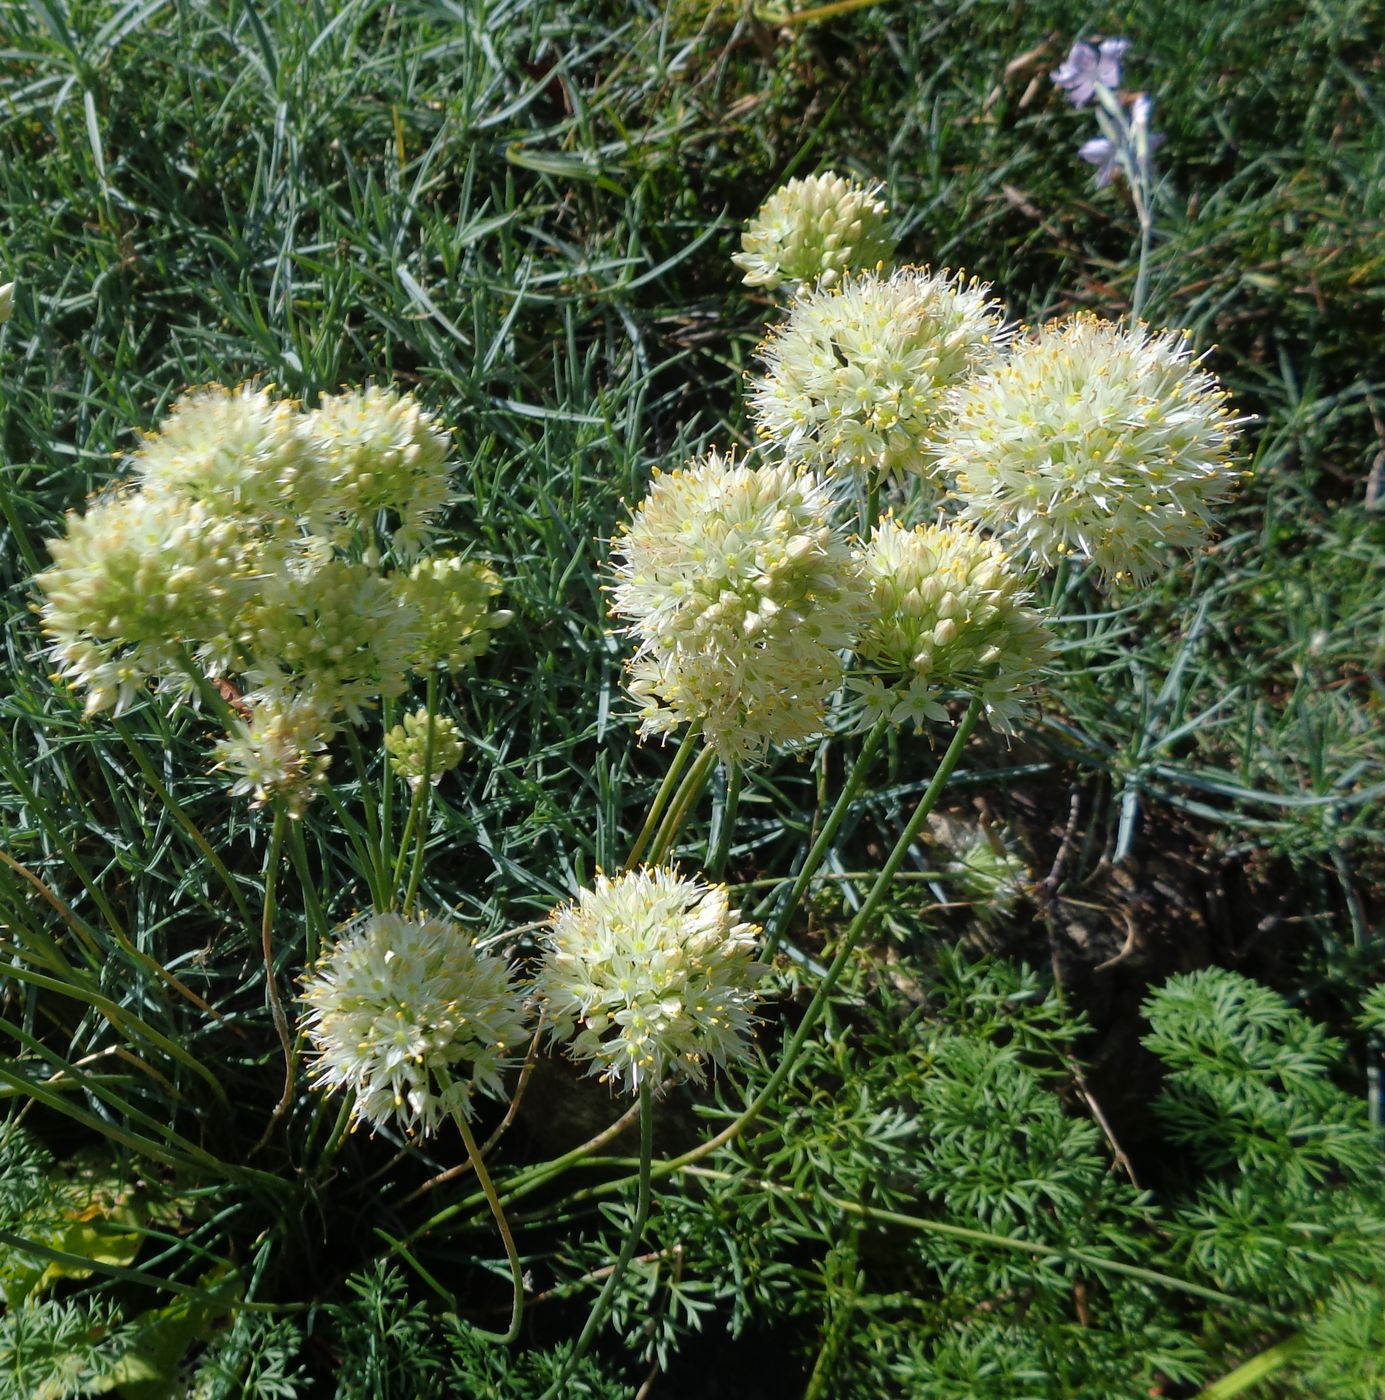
[1079, 135, 1120, 187]
[1052, 38, 1131, 107]
[1078, 94, 1165, 189]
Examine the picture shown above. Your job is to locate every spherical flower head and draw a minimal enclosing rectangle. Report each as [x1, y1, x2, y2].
[751, 266, 1009, 479]
[35, 490, 255, 715]
[308, 387, 452, 557]
[384, 708, 465, 789]
[300, 911, 529, 1136]
[534, 868, 764, 1095]
[240, 558, 420, 723]
[852, 518, 1053, 733]
[732, 170, 896, 292]
[131, 385, 328, 531]
[212, 692, 335, 816]
[934, 315, 1245, 584]
[390, 555, 513, 673]
[609, 453, 860, 761]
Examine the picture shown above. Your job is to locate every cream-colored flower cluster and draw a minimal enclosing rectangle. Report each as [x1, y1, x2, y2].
[534, 868, 764, 1095]
[851, 519, 1053, 733]
[740, 178, 1244, 583]
[733, 171, 896, 292]
[751, 266, 1008, 479]
[934, 315, 1245, 583]
[392, 555, 513, 673]
[300, 911, 529, 1136]
[610, 453, 859, 762]
[385, 708, 466, 789]
[35, 384, 510, 810]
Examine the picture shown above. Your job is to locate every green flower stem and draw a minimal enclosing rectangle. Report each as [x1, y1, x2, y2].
[402, 672, 441, 914]
[705, 760, 743, 880]
[444, 1079, 525, 1345]
[863, 466, 882, 538]
[647, 744, 717, 865]
[253, 804, 296, 1152]
[344, 725, 389, 902]
[390, 778, 429, 907]
[667, 698, 980, 1171]
[624, 724, 701, 870]
[538, 1078, 654, 1399]
[395, 1090, 652, 1250]
[759, 716, 889, 957]
[676, 1166, 1290, 1322]
[1194, 1334, 1308, 1399]
[112, 716, 254, 931]
[323, 783, 388, 912]
[286, 820, 328, 965]
[317, 1093, 355, 1164]
[379, 695, 396, 873]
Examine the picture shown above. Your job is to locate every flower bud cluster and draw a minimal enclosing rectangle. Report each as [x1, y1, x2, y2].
[385, 708, 466, 789]
[37, 491, 256, 716]
[610, 453, 859, 761]
[851, 519, 1052, 733]
[392, 555, 513, 672]
[751, 266, 1008, 479]
[733, 170, 896, 292]
[34, 384, 510, 811]
[300, 911, 529, 1136]
[934, 316, 1244, 583]
[534, 868, 764, 1095]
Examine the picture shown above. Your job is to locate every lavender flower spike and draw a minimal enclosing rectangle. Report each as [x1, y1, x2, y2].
[1052, 37, 1131, 107]
[1080, 95, 1164, 189]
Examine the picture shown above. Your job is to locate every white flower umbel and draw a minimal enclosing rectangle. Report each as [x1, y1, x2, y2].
[535, 868, 763, 1095]
[309, 387, 452, 558]
[733, 170, 896, 292]
[301, 911, 529, 1136]
[212, 692, 335, 816]
[852, 518, 1052, 733]
[751, 266, 1009, 479]
[240, 558, 420, 723]
[609, 453, 859, 762]
[935, 315, 1244, 583]
[36, 490, 254, 716]
[131, 385, 327, 532]
[391, 555, 513, 674]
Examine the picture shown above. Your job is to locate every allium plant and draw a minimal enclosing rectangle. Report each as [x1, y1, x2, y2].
[732, 170, 896, 292]
[609, 452, 859, 761]
[36, 490, 256, 716]
[32, 384, 509, 812]
[308, 386, 453, 557]
[392, 554, 513, 673]
[300, 911, 529, 1136]
[534, 868, 764, 1094]
[935, 316, 1243, 583]
[132, 384, 329, 531]
[212, 692, 335, 816]
[751, 266, 1008, 479]
[851, 518, 1053, 732]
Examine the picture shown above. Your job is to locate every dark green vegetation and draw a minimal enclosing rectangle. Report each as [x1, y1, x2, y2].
[1, 0, 1382, 1394]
